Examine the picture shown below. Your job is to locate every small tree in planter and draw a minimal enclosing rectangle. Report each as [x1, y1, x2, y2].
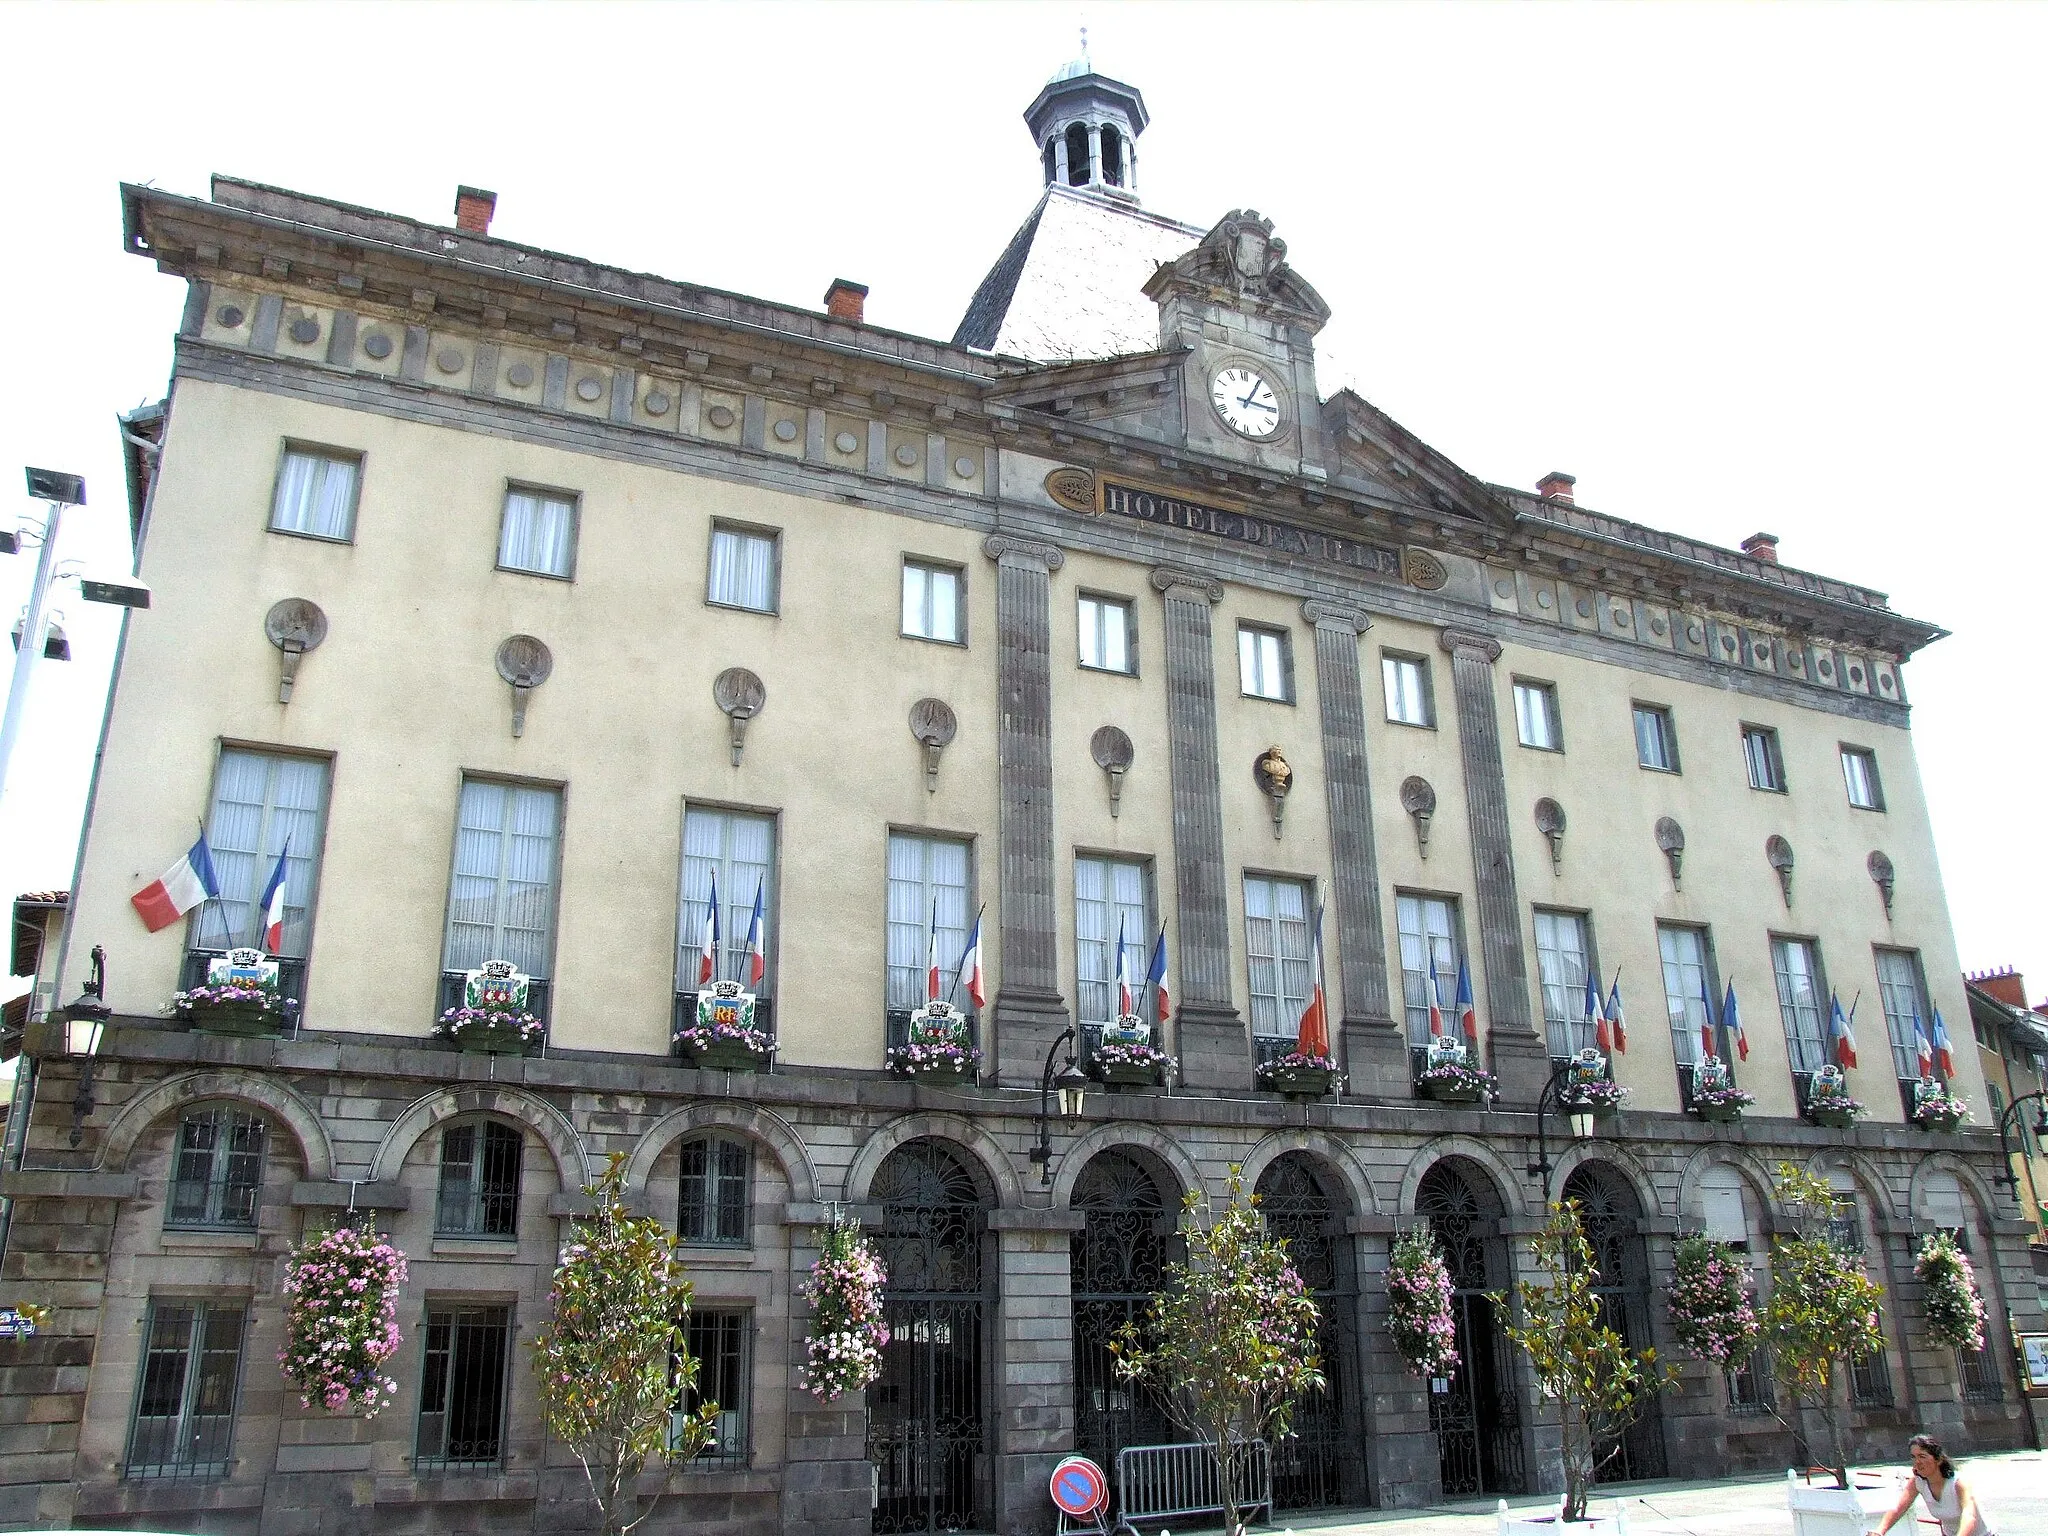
[1496, 1201, 1674, 1524]
[1756, 1164, 1886, 1491]
[1914, 1231, 1988, 1355]
[1111, 1170, 1324, 1536]
[531, 1154, 716, 1536]
[278, 1224, 408, 1416]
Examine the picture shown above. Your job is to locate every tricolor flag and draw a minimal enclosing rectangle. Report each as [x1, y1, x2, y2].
[1912, 1013, 1934, 1079]
[1295, 904, 1330, 1059]
[131, 833, 220, 933]
[1724, 980, 1749, 1062]
[1829, 991, 1860, 1069]
[1698, 977, 1719, 1060]
[1146, 929, 1170, 1023]
[697, 871, 721, 985]
[1455, 957, 1480, 1049]
[1931, 1008, 1956, 1079]
[1427, 951, 1446, 1038]
[1115, 915, 1135, 1017]
[258, 842, 291, 955]
[957, 910, 985, 1008]
[745, 881, 766, 988]
[1605, 976, 1628, 1053]
[926, 902, 941, 1003]
[1586, 968, 1611, 1054]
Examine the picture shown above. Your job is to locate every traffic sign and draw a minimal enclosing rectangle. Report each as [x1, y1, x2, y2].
[1049, 1455, 1108, 1518]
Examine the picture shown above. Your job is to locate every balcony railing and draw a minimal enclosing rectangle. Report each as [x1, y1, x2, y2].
[1895, 1075, 1924, 1120]
[671, 992, 776, 1049]
[437, 973, 552, 1033]
[179, 950, 306, 1028]
[1254, 1035, 1299, 1073]
[884, 1007, 979, 1056]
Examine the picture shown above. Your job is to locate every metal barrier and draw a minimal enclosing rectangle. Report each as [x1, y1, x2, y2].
[1059, 1440, 1272, 1535]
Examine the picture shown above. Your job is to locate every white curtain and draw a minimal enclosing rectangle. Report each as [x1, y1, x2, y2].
[1773, 939, 1827, 1072]
[201, 751, 327, 953]
[271, 451, 357, 539]
[1659, 925, 1712, 1066]
[1397, 894, 1458, 1045]
[498, 491, 575, 577]
[709, 528, 774, 610]
[445, 781, 559, 976]
[1534, 910, 1594, 1056]
[885, 834, 968, 1010]
[1244, 876, 1313, 1036]
[1075, 858, 1147, 1026]
[679, 808, 774, 991]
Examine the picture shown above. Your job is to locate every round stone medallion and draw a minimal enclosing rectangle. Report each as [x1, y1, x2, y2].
[706, 404, 737, 429]
[1686, 621, 1705, 643]
[288, 316, 321, 345]
[574, 376, 604, 402]
[1651, 617, 1668, 636]
[1575, 597, 1593, 618]
[1848, 664, 1864, 684]
[436, 347, 466, 374]
[1493, 579, 1514, 600]
[506, 361, 536, 389]
[644, 390, 672, 416]
[953, 456, 976, 479]
[361, 331, 394, 360]
[894, 444, 919, 467]
[1819, 658, 1834, 678]
[1612, 606, 1632, 627]
[216, 304, 246, 328]
[773, 418, 799, 442]
[1536, 589, 1554, 609]
[835, 431, 860, 454]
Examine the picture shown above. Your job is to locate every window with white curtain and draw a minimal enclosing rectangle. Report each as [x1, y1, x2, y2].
[1075, 856, 1150, 1027]
[196, 750, 328, 955]
[1533, 909, 1597, 1059]
[268, 446, 361, 541]
[707, 524, 779, 613]
[885, 832, 970, 1011]
[678, 807, 775, 995]
[1078, 594, 1134, 674]
[901, 560, 962, 643]
[1243, 874, 1313, 1036]
[1237, 625, 1291, 701]
[497, 487, 578, 579]
[1383, 654, 1433, 726]
[444, 780, 561, 978]
[1875, 947, 1930, 1081]
[1396, 893, 1460, 1045]
[1772, 936, 1829, 1073]
[1659, 923, 1717, 1068]
[1514, 680, 1562, 750]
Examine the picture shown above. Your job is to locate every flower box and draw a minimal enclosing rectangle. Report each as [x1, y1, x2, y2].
[1808, 1104, 1858, 1129]
[1917, 1109, 1965, 1133]
[1422, 1079, 1485, 1104]
[1263, 1065, 1336, 1099]
[890, 1057, 975, 1085]
[184, 999, 288, 1037]
[1097, 1061, 1163, 1089]
[1414, 1059, 1499, 1105]
[681, 1038, 771, 1073]
[1086, 1037, 1174, 1091]
[1694, 1102, 1744, 1124]
[451, 1019, 536, 1056]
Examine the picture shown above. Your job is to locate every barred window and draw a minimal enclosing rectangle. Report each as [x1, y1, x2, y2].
[679, 1137, 751, 1246]
[416, 1305, 510, 1471]
[126, 1301, 245, 1479]
[677, 1309, 751, 1467]
[436, 1122, 523, 1237]
[167, 1108, 266, 1230]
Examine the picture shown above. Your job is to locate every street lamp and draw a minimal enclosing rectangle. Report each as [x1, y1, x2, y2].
[54, 945, 111, 1147]
[1028, 1027, 1091, 1187]
[1992, 1089, 2048, 1206]
[1527, 1054, 1606, 1202]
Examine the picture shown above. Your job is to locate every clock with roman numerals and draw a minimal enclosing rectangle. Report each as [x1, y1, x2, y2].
[1210, 365, 1283, 439]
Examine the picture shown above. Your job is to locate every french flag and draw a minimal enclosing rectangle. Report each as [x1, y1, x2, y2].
[1699, 978, 1719, 1060]
[1605, 976, 1628, 1053]
[1586, 968, 1610, 1054]
[1829, 991, 1859, 1070]
[957, 911, 985, 1008]
[1146, 929, 1169, 1023]
[1724, 980, 1749, 1061]
[697, 871, 721, 985]
[1931, 1008, 1956, 1079]
[1115, 915, 1135, 1017]
[926, 902, 941, 1003]
[1294, 904, 1330, 1059]
[745, 880, 766, 988]
[1913, 1013, 1934, 1079]
[259, 843, 290, 954]
[1426, 951, 1445, 1038]
[131, 833, 219, 933]
[1455, 957, 1479, 1049]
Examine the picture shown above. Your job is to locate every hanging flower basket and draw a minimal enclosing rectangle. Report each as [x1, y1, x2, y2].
[1805, 1092, 1864, 1130]
[1689, 1084, 1756, 1124]
[1087, 1040, 1175, 1090]
[1257, 1051, 1344, 1100]
[799, 1214, 889, 1402]
[437, 1006, 543, 1055]
[1666, 1234, 1759, 1368]
[1915, 1232, 1988, 1353]
[278, 1225, 408, 1416]
[1415, 1060, 1499, 1105]
[1387, 1226, 1460, 1380]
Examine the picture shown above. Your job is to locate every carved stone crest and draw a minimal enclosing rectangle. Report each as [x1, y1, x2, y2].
[1044, 467, 1097, 514]
[1090, 725, 1134, 818]
[713, 667, 767, 766]
[910, 698, 957, 791]
[1655, 817, 1687, 890]
[1400, 775, 1436, 859]
[264, 598, 328, 704]
[494, 635, 552, 738]
[1402, 547, 1450, 592]
[1224, 210, 1287, 291]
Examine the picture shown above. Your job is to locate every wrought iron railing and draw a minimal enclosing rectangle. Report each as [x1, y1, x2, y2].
[1254, 1035, 1298, 1072]
[670, 991, 776, 1050]
[1895, 1076, 1923, 1120]
[884, 1009, 980, 1055]
[178, 950, 305, 1027]
[1959, 1345, 2002, 1403]
[436, 973, 551, 1032]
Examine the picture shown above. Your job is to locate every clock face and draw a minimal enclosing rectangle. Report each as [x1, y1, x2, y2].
[1210, 365, 1283, 439]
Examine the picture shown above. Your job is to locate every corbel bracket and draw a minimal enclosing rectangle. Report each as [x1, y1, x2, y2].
[910, 698, 957, 792]
[494, 635, 553, 739]
[264, 598, 328, 704]
[713, 668, 767, 767]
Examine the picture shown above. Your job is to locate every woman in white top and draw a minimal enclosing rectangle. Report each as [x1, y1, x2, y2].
[1875, 1434, 1995, 1536]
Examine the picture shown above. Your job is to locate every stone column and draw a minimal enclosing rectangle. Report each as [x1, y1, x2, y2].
[1052, 135, 1070, 185]
[1087, 124, 1103, 185]
[990, 1207, 1086, 1536]
[987, 536, 1071, 1089]
[1348, 1217, 1440, 1507]
[1437, 628, 1547, 1105]
[1151, 566, 1242, 1089]
[1303, 600, 1405, 1097]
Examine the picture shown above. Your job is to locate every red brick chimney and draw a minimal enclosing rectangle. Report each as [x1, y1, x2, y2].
[1741, 532, 1780, 564]
[1970, 968, 2029, 1009]
[454, 186, 498, 235]
[1536, 471, 1576, 504]
[823, 279, 869, 323]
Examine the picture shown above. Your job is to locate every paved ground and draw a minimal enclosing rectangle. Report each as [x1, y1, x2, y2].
[1192, 1451, 2047, 1536]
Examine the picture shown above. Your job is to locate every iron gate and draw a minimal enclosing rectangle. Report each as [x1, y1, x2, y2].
[1256, 1154, 1357, 1510]
[867, 1140, 991, 1534]
[1563, 1165, 1667, 1483]
[1418, 1162, 1525, 1499]
[1072, 1149, 1178, 1486]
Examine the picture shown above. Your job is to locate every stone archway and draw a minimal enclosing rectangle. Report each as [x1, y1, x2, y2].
[1417, 1157, 1526, 1499]
[1069, 1145, 1180, 1480]
[1561, 1161, 1665, 1482]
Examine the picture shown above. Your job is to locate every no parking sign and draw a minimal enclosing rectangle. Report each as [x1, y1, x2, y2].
[1050, 1454, 1109, 1527]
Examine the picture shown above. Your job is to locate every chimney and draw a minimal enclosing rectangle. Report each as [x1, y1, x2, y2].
[454, 186, 498, 236]
[823, 278, 869, 324]
[1536, 471, 1576, 504]
[1740, 532, 1780, 564]
[1970, 968, 2029, 1009]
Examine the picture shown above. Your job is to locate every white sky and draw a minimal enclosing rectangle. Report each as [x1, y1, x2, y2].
[2, 1, 2044, 1008]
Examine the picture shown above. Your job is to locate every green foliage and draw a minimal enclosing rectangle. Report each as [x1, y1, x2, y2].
[1759, 1163, 1887, 1489]
[1914, 1231, 1988, 1353]
[530, 1153, 716, 1536]
[1497, 1201, 1675, 1523]
[1112, 1169, 1324, 1536]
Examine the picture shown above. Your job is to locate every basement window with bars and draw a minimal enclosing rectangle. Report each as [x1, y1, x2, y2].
[126, 1300, 245, 1480]
[676, 1308, 751, 1467]
[166, 1107, 266, 1230]
[678, 1136, 751, 1246]
[415, 1305, 511, 1472]
[435, 1121, 523, 1237]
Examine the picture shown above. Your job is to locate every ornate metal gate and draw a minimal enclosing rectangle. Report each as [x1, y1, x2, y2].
[1256, 1154, 1359, 1510]
[1562, 1165, 1667, 1483]
[1072, 1150, 1178, 1478]
[1418, 1162, 1525, 1499]
[868, 1140, 991, 1534]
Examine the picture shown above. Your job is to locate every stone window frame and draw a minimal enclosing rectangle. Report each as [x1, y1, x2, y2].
[1243, 869, 1316, 1038]
[1394, 889, 1465, 1047]
[901, 556, 967, 646]
[1075, 851, 1156, 1030]
[266, 439, 363, 544]
[434, 1117, 525, 1239]
[1839, 743, 1885, 812]
[1511, 676, 1563, 752]
[124, 1296, 248, 1481]
[1532, 907, 1600, 1061]
[495, 480, 580, 582]
[677, 1134, 752, 1248]
[705, 520, 782, 616]
[1076, 590, 1138, 677]
[677, 1305, 754, 1468]
[414, 1300, 514, 1472]
[1632, 701, 1681, 774]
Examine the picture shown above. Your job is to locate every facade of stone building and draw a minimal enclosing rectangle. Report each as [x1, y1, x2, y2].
[0, 54, 2037, 1536]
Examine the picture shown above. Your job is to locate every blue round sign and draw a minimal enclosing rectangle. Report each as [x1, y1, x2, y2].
[1050, 1455, 1107, 1517]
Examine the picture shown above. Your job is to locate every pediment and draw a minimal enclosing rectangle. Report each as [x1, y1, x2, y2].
[1321, 388, 1517, 533]
[1141, 209, 1331, 333]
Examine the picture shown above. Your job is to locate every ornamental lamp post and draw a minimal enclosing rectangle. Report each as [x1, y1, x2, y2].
[54, 944, 112, 1146]
[1528, 1054, 1606, 1203]
[1029, 1027, 1091, 1187]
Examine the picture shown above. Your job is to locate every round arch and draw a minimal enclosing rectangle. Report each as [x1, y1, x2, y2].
[1395, 1135, 1526, 1219]
[1908, 1152, 2003, 1229]
[1674, 1144, 1782, 1230]
[367, 1085, 588, 1188]
[1801, 1148, 1900, 1231]
[1545, 1141, 1663, 1220]
[622, 1101, 817, 1205]
[100, 1070, 333, 1182]
[1239, 1129, 1376, 1216]
[1051, 1122, 1203, 1210]
[843, 1113, 1022, 1209]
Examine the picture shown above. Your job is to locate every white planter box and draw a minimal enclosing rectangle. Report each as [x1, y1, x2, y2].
[1785, 1470, 1877, 1536]
[1496, 1499, 1628, 1536]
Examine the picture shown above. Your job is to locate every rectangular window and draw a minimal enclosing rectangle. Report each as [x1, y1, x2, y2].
[497, 486, 578, 579]
[1727, 1350, 1774, 1417]
[1382, 654, 1433, 727]
[885, 833, 971, 1012]
[707, 524, 779, 613]
[901, 560, 963, 643]
[1513, 680, 1562, 751]
[1633, 704, 1679, 772]
[435, 1122, 523, 1237]
[1076, 856, 1151, 1029]
[1396, 894, 1461, 1047]
[1876, 948, 1931, 1081]
[1238, 625, 1292, 702]
[1771, 937, 1830, 1074]
[445, 780, 560, 980]
[268, 446, 360, 541]
[1533, 910, 1597, 1060]
[197, 749, 329, 956]
[679, 1138, 751, 1246]
[416, 1305, 510, 1471]
[1841, 747, 1884, 810]
[1078, 594, 1135, 674]
[1659, 924, 1718, 1068]
[167, 1109, 266, 1230]
[678, 1309, 751, 1467]
[126, 1300, 244, 1479]
[1742, 725, 1786, 792]
[678, 807, 775, 997]
[1243, 875, 1313, 1037]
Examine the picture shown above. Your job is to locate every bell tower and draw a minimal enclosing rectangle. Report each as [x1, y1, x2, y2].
[1021, 34, 1148, 201]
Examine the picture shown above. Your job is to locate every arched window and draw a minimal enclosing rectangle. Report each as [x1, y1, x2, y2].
[1417, 1159, 1525, 1497]
[1042, 141, 1057, 186]
[1100, 125, 1124, 187]
[436, 1120, 522, 1236]
[167, 1106, 266, 1229]
[679, 1134, 751, 1245]
[1065, 123, 1091, 187]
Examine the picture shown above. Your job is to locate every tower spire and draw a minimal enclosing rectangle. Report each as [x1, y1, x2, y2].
[1023, 45, 1147, 200]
